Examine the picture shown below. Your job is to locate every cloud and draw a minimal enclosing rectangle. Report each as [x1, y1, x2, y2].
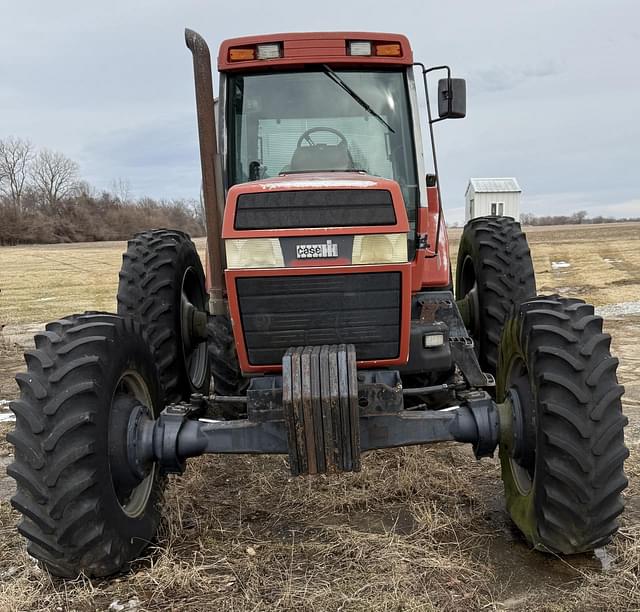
[602, 199, 640, 217]
[0, 0, 637, 220]
[80, 115, 200, 198]
[472, 59, 559, 93]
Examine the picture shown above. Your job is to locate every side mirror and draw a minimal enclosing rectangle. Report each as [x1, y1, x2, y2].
[437, 78, 466, 119]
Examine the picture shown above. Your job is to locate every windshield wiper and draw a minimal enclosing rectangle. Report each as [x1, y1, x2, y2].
[321, 64, 395, 133]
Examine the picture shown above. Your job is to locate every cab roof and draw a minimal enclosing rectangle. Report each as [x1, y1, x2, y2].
[218, 31, 413, 71]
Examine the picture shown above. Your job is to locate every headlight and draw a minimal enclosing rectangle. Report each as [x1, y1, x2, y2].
[225, 233, 407, 268]
[225, 238, 284, 268]
[352, 233, 407, 264]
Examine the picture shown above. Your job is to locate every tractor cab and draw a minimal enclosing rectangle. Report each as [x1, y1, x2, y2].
[222, 50, 421, 242]
[202, 33, 468, 373]
[213, 34, 466, 273]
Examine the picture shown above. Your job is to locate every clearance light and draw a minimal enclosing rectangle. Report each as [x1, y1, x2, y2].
[257, 43, 282, 59]
[225, 238, 284, 269]
[348, 41, 372, 56]
[352, 233, 408, 265]
[229, 47, 256, 61]
[375, 43, 401, 57]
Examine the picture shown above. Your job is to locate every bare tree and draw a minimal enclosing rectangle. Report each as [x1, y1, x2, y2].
[110, 178, 132, 204]
[31, 148, 79, 207]
[0, 136, 34, 211]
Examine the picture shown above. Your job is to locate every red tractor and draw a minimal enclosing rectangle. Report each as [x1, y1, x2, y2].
[8, 30, 628, 577]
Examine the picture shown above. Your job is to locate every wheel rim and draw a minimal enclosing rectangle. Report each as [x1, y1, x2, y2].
[180, 266, 208, 390]
[506, 357, 536, 496]
[109, 371, 156, 518]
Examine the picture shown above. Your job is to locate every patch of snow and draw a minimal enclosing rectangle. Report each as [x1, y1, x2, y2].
[551, 261, 571, 269]
[603, 258, 622, 264]
[108, 600, 139, 612]
[594, 547, 615, 571]
[0, 400, 14, 422]
[596, 301, 640, 318]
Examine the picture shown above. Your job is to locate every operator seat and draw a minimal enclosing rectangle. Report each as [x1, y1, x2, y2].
[289, 142, 356, 172]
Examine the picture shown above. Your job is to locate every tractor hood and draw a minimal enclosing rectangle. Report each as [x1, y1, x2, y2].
[221, 172, 409, 238]
[220, 170, 412, 373]
[249, 172, 394, 191]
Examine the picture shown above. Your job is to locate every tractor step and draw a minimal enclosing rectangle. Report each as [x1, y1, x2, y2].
[283, 344, 361, 476]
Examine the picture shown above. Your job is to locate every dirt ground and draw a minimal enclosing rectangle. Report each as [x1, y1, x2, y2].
[0, 222, 639, 611]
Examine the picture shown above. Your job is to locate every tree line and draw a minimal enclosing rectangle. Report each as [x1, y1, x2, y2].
[0, 136, 204, 245]
[520, 210, 640, 226]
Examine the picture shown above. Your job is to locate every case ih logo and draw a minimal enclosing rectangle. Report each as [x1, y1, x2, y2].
[296, 239, 338, 259]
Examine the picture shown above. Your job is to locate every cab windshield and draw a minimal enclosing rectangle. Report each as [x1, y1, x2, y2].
[226, 68, 419, 230]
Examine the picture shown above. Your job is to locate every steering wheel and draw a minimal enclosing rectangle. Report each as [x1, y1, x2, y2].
[296, 126, 349, 148]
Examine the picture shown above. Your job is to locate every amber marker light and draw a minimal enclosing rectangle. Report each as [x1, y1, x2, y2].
[375, 43, 402, 57]
[229, 47, 256, 61]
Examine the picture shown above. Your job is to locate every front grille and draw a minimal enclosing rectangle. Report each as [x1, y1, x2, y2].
[234, 189, 396, 230]
[236, 272, 401, 365]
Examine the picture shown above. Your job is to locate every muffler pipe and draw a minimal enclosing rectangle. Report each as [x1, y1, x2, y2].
[185, 28, 226, 315]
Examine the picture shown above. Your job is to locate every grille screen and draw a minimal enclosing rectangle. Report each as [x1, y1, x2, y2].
[236, 272, 401, 365]
[234, 189, 396, 230]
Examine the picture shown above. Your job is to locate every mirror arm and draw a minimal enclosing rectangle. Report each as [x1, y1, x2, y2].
[422, 65, 452, 125]
[415, 63, 451, 259]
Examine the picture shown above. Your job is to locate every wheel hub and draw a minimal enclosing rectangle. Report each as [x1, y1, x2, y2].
[108, 372, 157, 518]
[180, 293, 208, 351]
[456, 284, 479, 333]
[110, 396, 146, 492]
[506, 387, 533, 465]
[179, 266, 209, 389]
[501, 379, 536, 495]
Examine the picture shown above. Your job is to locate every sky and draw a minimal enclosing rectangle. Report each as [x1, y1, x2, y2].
[1, 0, 638, 224]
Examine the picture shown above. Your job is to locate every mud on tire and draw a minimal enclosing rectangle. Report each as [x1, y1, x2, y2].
[117, 229, 209, 403]
[456, 216, 536, 375]
[8, 313, 165, 577]
[497, 296, 628, 553]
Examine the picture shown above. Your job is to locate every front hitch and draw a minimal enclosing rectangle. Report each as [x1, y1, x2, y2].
[126, 345, 503, 478]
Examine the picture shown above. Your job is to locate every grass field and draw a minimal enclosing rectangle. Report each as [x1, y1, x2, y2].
[0, 222, 639, 611]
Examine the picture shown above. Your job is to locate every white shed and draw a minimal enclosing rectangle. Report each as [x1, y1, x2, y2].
[464, 178, 521, 222]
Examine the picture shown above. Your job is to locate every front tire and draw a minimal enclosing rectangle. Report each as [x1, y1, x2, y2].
[497, 296, 628, 553]
[8, 313, 165, 577]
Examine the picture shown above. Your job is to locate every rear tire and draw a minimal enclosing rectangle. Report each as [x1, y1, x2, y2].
[497, 296, 628, 553]
[208, 315, 247, 401]
[117, 229, 209, 403]
[8, 313, 165, 577]
[456, 216, 536, 375]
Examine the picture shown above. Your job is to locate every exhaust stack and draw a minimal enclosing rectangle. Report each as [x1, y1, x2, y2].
[185, 28, 226, 315]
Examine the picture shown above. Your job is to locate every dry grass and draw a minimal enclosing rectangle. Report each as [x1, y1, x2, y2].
[0, 446, 503, 611]
[0, 238, 207, 328]
[0, 223, 639, 611]
[449, 221, 640, 307]
[0, 441, 637, 611]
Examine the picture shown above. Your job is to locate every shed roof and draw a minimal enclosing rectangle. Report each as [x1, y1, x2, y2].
[466, 178, 521, 195]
